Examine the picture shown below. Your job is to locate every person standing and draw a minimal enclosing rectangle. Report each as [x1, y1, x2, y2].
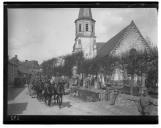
[136, 87, 157, 115]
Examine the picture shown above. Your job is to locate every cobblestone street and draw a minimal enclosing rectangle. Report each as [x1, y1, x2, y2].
[7, 86, 143, 115]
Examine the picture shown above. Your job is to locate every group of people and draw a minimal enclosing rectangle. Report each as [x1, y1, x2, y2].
[26, 72, 157, 115]
[71, 73, 110, 89]
[28, 74, 65, 108]
[84, 74, 109, 89]
[72, 74, 157, 115]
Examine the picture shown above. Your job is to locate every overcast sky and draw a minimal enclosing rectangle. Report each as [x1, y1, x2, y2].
[8, 8, 158, 64]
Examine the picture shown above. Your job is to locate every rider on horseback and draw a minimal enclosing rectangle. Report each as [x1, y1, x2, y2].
[56, 75, 65, 108]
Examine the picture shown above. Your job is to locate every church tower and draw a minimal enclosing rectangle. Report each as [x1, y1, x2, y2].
[73, 8, 97, 59]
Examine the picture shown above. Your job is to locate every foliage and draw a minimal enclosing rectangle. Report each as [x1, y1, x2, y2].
[124, 47, 158, 89]
[41, 47, 158, 89]
[41, 52, 84, 78]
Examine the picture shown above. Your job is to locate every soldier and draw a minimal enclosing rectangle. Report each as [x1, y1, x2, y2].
[136, 87, 157, 115]
[46, 79, 53, 106]
[128, 87, 157, 115]
[57, 76, 65, 108]
[109, 87, 119, 105]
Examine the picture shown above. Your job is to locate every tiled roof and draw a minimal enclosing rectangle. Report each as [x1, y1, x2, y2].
[97, 20, 151, 58]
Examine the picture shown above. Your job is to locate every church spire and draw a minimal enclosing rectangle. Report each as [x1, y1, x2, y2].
[78, 8, 93, 20]
[73, 8, 96, 59]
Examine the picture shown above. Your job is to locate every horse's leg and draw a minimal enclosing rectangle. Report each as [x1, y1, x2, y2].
[54, 94, 56, 104]
[40, 90, 42, 101]
[48, 95, 50, 106]
[49, 94, 52, 106]
[58, 95, 60, 106]
[57, 95, 59, 105]
[43, 93, 45, 102]
[53, 94, 55, 104]
[44, 94, 46, 104]
[47, 96, 49, 106]
[60, 94, 62, 106]
[45, 94, 48, 104]
[59, 95, 62, 109]
[38, 91, 41, 100]
[42, 93, 44, 102]
[48, 95, 51, 106]
[59, 96, 61, 108]
[37, 91, 39, 99]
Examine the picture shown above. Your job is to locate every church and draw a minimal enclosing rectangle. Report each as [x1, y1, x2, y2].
[73, 8, 97, 59]
[73, 8, 151, 59]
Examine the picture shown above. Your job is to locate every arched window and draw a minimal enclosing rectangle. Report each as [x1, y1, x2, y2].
[92, 25, 93, 32]
[78, 39, 81, 45]
[86, 24, 88, 31]
[79, 24, 81, 32]
[129, 48, 137, 57]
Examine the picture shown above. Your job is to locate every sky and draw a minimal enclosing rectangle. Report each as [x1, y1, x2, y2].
[8, 8, 158, 64]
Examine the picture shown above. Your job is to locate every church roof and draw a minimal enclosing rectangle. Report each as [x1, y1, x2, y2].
[96, 42, 106, 51]
[97, 20, 151, 58]
[77, 8, 95, 21]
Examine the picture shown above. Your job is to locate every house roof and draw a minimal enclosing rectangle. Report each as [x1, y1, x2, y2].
[96, 42, 106, 51]
[18, 65, 33, 74]
[18, 61, 40, 74]
[97, 20, 151, 58]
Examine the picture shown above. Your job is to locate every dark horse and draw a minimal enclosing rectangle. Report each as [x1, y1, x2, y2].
[56, 82, 65, 108]
[43, 78, 65, 108]
[44, 82, 53, 106]
[51, 83, 58, 104]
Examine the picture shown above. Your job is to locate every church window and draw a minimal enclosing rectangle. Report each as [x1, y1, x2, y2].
[79, 24, 81, 32]
[129, 48, 137, 57]
[86, 24, 88, 31]
[78, 39, 81, 45]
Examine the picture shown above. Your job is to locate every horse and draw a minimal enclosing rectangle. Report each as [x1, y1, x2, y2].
[37, 79, 44, 101]
[43, 82, 52, 106]
[35, 79, 41, 100]
[56, 81, 65, 108]
[51, 83, 58, 104]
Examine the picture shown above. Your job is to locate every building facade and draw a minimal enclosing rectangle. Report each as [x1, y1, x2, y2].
[97, 20, 151, 58]
[8, 55, 19, 85]
[72, 8, 151, 60]
[8, 55, 40, 86]
[8, 61, 18, 85]
[73, 8, 97, 59]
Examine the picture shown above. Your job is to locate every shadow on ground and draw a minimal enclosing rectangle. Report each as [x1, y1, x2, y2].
[8, 87, 26, 101]
[50, 101, 72, 108]
[8, 102, 28, 115]
[61, 101, 72, 108]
